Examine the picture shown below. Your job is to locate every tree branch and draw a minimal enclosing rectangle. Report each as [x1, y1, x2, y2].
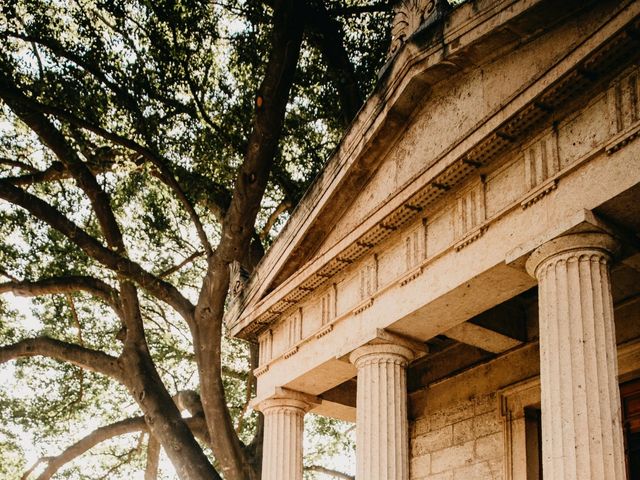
[259, 199, 291, 240]
[28, 414, 210, 480]
[158, 250, 206, 278]
[305, 465, 355, 480]
[4, 161, 68, 186]
[148, 166, 213, 256]
[34, 417, 146, 480]
[2, 30, 194, 123]
[0, 156, 38, 173]
[1, 64, 215, 257]
[0, 276, 122, 317]
[0, 180, 196, 322]
[0, 72, 127, 254]
[193, 1, 306, 478]
[144, 436, 161, 480]
[0, 337, 122, 380]
[305, 2, 364, 125]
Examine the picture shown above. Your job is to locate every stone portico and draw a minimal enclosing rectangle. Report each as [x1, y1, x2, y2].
[225, 0, 640, 478]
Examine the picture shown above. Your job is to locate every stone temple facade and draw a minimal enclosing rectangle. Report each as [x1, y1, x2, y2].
[225, 0, 640, 478]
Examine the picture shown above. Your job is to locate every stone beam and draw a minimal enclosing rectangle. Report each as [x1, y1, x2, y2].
[444, 322, 522, 354]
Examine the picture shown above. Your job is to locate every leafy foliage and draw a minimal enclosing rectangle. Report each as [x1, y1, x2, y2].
[0, 0, 393, 478]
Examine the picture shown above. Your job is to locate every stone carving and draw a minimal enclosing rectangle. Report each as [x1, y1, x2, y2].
[453, 178, 487, 251]
[523, 131, 559, 191]
[229, 260, 250, 300]
[389, 0, 450, 57]
[320, 284, 336, 326]
[258, 329, 273, 365]
[405, 221, 426, 270]
[606, 67, 640, 153]
[454, 179, 486, 238]
[288, 308, 303, 346]
[521, 130, 560, 209]
[359, 255, 378, 300]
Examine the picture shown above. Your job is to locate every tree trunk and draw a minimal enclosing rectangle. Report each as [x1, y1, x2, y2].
[193, 0, 306, 478]
[120, 345, 221, 480]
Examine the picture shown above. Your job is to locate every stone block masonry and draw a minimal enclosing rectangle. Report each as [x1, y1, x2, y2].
[410, 394, 503, 480]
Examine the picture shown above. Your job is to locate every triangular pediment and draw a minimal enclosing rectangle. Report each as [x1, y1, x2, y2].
[226, 0, 634, 339]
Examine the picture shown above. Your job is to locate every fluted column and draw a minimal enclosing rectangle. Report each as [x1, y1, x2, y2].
[350, 343, 414, 480]
[258, 396, 310, 480]
[526, 232, 625, 480]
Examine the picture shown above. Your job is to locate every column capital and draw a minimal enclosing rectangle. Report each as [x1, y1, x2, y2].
[253, 387, 319, 413]
[349, 342, 414, 368]
[525, 232, 619, 279]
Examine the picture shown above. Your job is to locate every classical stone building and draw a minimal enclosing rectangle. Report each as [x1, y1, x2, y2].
[225, 0, 640, 478]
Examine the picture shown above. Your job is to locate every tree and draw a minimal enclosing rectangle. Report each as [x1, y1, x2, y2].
[0, 0, 391, 478]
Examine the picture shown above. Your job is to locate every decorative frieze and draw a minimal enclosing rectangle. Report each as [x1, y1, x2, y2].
[398, 266, 423, 286]
[520, 179, 558, 209]
[524, 130, 559, 190]
[288, 308, 303, 347]
[320, 284, 337, 326]
[315, 324, 333, 339]
[609, 68, 639, 133]
[398, 220, 427, 285]
[454, 179, 487, 250]
[405, 220, 427, 270]
[519, 129, 559, 209]
[258, 329, 273, 365]
[607, 67, 640, 153]
[283, 346, 299, 359]
[353, 297, 374, 315]
[455, 179, 486, 237]
[359, 255, 378, 301]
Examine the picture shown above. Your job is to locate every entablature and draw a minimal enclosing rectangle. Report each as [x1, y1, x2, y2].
[225, 0, 622, 337]
[247, 49, 640, 408]
[228, 1, 640, 343]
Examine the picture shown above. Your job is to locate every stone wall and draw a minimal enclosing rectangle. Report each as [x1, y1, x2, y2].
[410, 393, 503, 480]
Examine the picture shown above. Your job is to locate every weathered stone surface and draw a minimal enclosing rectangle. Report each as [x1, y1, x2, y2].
[255, 391, 316, 480]
[351, 343, 414, 480]
[413, 425, 453, 454]
[430, 440, 475, 474]
[527, 233, 626, 480]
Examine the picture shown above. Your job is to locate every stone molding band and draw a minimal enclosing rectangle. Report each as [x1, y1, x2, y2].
[525, 232, 619, 278]
[256, 397, 314, 414]
[349, 343, 414, 367]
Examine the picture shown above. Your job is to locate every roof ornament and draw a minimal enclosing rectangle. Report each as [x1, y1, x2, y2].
[389, 0, 451, 58]
[229, 260, 250, 302]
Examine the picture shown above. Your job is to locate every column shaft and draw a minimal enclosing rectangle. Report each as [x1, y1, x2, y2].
[350, 344, 413, 480]
[260, 399, 307, 480]
[528, 233, 625, 480]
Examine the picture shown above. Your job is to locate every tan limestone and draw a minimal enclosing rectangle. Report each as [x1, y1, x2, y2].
[526, 233, 626, 480]
[256, 394, 315, 480]
[350, 343, 414, 480]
